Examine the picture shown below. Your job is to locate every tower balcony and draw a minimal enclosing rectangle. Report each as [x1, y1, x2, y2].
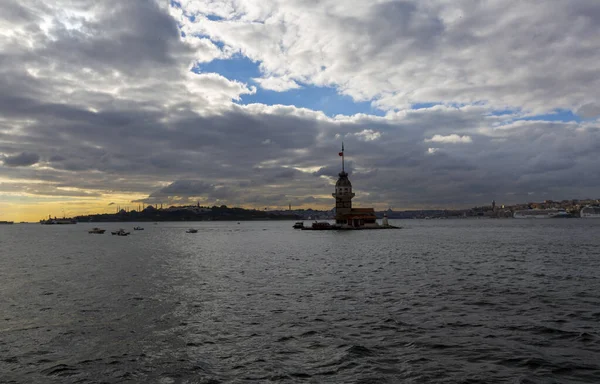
[332, 192, 355, 198]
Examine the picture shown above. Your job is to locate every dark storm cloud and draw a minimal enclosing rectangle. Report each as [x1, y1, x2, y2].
[36, 1, 191, 77]
[151, 180, 216, 197]
[253, 166, 304, 183]
[312, 161, 355, 178]
[49, 155, 65, 162]
[1, 152, 40, 167]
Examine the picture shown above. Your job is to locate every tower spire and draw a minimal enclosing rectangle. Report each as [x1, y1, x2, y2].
[338, 142, 345, 173]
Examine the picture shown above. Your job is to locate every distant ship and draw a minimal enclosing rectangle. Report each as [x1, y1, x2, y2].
[580, 205, 600, 218]
[513, 209, 572, 219]
[40, 215, 77, 224]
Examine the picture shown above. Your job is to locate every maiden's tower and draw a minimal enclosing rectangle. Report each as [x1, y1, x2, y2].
[330, 144, 395, 229]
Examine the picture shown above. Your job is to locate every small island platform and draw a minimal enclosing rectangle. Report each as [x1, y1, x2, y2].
[300, 222, 401, 230]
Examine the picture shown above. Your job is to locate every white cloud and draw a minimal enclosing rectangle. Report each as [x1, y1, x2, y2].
[175, 0, 600, 114]
[253, 76, 301, 92]
[425, 134, 473, 144]
[186, 72, 256, 103]
[354, 129, 381, 141]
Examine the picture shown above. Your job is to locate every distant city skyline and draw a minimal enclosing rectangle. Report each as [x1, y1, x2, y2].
[1, 0, 599, 222]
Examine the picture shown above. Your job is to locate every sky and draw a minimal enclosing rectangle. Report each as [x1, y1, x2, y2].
[1, 0, 599, 221]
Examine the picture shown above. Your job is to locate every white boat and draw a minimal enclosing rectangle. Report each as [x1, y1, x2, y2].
[580, 205, 600, 218]
[111, 229, 130, 236]
[88, 227, 106, 234]
[186, 228, 198, 233]
[513, 209, 572, 219]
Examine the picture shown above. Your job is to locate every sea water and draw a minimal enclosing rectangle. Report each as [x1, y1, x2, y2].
[1, 219, 600, 383]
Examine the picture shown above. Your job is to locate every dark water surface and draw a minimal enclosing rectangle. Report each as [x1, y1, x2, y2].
[1, 219, 600, 383]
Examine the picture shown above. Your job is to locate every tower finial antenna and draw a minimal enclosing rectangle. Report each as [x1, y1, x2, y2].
[340, 142, 345, 172]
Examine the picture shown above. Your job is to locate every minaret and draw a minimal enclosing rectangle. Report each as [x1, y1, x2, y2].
[332, 143, 355, 224]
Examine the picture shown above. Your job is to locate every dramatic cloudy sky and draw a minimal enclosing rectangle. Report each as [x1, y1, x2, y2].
[1, 0, 599, 220]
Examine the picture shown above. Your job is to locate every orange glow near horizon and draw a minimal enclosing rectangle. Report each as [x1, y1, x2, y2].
[0, 200, 404, 222]
[0, 196, 336, 222]
[0, 192, 149, 222]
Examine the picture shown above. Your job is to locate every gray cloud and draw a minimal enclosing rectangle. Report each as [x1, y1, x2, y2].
[1, 152, 40, 167]
[577, 103, 600, 119]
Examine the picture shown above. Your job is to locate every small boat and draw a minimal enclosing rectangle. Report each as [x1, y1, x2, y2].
[293, 221, 304, 229]
[133, 226, 144, 230]
[111, 229, 130, 236]
[186, 228, 198, 233]
[88, 227, 106, 234]
[301, 221, 338, 230]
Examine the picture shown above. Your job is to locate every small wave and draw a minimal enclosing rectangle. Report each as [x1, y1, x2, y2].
[383, 318, 412, 326]
[40, 363, 79, 377]
[498, 356, 555, 370]
[276, 335, 295, 342]
[445, 321, 482, 328]
[290, 372, 311, 378]
[575, 332, 597, 342]
[466, 300, 495, 306]
[355, 377, 391, 384]
[430, 343, 454, 350]
[3, 356, 18, 363]
[502, 324, 586, 341]
[526, 325, 586, 340]
[346, 345, 374, 357]
[78, 358, 101, 364]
